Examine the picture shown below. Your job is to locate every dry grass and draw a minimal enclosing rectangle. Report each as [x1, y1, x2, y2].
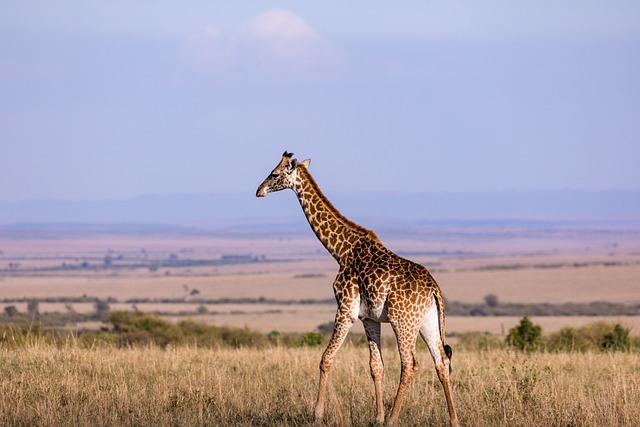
[1, 341, 638, 426]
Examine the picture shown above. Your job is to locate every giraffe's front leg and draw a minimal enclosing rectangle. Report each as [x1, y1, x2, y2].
[314, 298, 358, 423]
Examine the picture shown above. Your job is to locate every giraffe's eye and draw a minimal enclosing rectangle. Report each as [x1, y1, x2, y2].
[269, 173, 280, 179]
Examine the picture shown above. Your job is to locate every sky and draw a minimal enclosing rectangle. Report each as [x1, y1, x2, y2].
[1, 1, 639, 202]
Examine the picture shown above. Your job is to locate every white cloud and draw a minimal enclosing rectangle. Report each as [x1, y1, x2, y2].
[182, 25, 236, 71]
[182, 9, 347, 79]
[243, 9, 318, 40]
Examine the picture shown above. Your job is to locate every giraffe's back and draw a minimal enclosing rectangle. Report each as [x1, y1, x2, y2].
[348, 238, 440, 325]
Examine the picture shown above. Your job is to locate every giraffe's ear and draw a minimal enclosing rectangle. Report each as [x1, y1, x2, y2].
[300, 159, 311, 168]
[287, 158, 298, 172]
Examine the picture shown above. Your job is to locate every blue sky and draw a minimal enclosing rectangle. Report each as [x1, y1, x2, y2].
[1, 1, 639, 202]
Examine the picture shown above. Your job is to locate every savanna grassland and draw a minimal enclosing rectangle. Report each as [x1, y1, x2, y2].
[1, 340, 639, 427]
[1, 224, 640, 425]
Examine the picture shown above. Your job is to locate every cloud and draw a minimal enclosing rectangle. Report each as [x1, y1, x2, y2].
[182, 25, 236, 71]
[243, 9, 318, 40]
[182, 9, 347, 79]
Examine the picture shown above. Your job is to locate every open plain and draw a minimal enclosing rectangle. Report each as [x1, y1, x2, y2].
[1, 223, 639, 336]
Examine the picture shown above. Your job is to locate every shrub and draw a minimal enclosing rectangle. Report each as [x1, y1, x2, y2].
[548, 327, 591, 353]
[104, 311, 178, 347]
[266, 331, 311, 347]
[548, 322, 632, 353]
[93, 299, 110, 320]
[102, 311, 268, 348]
[484, 294, 499, 308]
[602, 324, 630, 352]
[267, 330, 282, 343]
[506, 316, 543, 351]
[106, 311, 171, 334]
[578, 321, 619, 347]
[4, 306, 18, 317]
[217, 325, 268, 348]
[26, 299, 39, 315]
[300, 332, 323, 346]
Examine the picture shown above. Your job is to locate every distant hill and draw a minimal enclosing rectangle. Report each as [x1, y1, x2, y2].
[0, 190, 638, 228]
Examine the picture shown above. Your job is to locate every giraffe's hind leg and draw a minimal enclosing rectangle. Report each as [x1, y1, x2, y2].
[363, 318, 385, 426]
[386, 322, 421, 426]
[419, 303, 460, 427]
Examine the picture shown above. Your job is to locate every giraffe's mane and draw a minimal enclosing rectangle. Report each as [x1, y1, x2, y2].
[298, 165, 378, 240]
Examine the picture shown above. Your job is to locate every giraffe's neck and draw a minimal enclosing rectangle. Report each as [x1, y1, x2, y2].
[293, 166, 378, 263]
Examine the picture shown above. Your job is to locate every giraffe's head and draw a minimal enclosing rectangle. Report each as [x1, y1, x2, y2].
[256, 151, 311, 197]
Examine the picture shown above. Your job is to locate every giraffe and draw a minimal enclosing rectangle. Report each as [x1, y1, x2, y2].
[256, 151, 460, 427]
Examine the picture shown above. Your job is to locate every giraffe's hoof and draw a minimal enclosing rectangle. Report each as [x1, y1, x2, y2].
[313, 409, 324, 425]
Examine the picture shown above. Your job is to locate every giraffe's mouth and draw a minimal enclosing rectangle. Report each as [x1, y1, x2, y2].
[256, 186, 269, 197]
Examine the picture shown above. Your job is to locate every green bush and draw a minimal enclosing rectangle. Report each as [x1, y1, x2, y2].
[602, 324, 630, 351]
[106, 311, 171, 334]
[217, 325, 268, 348]
[93, 299, 111, 320]
[506, 317, 543, 351]
[102, 311, 267, 348]
[484, 294, 499, 308]
[578, 321, 621, 347]
[548, 322, 632, 353]
[300, 332, 323, 346]
[547, 327, 591, 352]
[2, 311, 638, 353]
[4, 306, 18, 317]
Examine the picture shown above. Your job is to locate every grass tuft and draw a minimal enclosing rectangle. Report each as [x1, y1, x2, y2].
[0, 340, 639, 426]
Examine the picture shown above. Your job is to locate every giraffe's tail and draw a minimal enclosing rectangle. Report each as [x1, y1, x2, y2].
[434, 293, 453, 373]
[444, 344, 453, 374]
